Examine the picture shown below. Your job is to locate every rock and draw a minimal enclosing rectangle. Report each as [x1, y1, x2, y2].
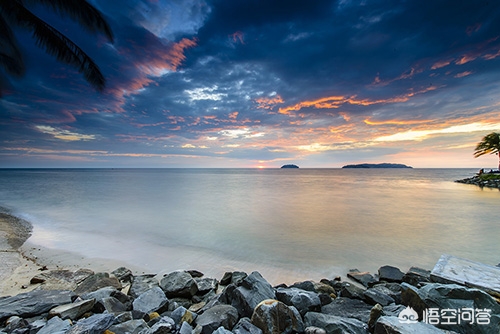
[195, 278, 218, 295]
[378, 265, 404, 283]
[347, 270, 378, 288]
[430, 254, 500, 298]
[130, 274, 160, 299]
[74, 272, 122, 294]
[374, 315, 445, 333]
[37, 316, 72, 334]
[233, 317, 263, 334]
[112, 267, 134, 283]
[304, 312, 369, 334]
[230, 271, 276, 318]
[402, 267, 431, 287]
[363, 287, 395, 306]
[171, 306, 197, 326]
[304, 326, 327, 334]
[179, 321, 194, 334]
[400, 283, 427, 319]
[4, 315, 29, 333]
[108, 319, 149, 334]
[382, 304, 407, 317]
[141, 317, 175, 334]
[212, 326, 234, 334]
[132, 287, 169, 314]
[417, 283, 500, 334]
[0, 290, 75, 321]
[371, 283, 402, 304]
[160, 271, 198, 298]
[81, 286, 117, 301]
[250, 299, 304, 334]
[48, 298, 96, 320]
[339, 282, 366, 300]
[321, 297, 372, 323]
[290, 280, 316, 292]
[195, 304, 239, 334]
[367, 303, 383, 330]
[66, 313, 115, 334]
[275, 287, 321, 316]
[187, 270, 204, 278]
[98, 296, 128, 313]
[221, 271, 248, 286]
[30, 269, 94, 290]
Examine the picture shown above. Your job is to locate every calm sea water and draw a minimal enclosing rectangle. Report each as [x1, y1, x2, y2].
[0, 168, 498, 283]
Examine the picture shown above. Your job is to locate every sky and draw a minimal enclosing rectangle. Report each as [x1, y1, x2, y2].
[2, 0, 500, 168]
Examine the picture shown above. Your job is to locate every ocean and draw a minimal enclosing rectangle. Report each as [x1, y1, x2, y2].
[0, 168, 498, 284]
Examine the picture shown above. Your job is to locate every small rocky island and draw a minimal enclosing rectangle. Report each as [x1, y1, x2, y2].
[342, 163, 412, 169]
[281, 164, 299, 168]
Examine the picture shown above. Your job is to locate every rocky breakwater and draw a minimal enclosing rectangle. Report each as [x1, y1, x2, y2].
[455, 173, 500, 189]
[1, 262, 500, 334]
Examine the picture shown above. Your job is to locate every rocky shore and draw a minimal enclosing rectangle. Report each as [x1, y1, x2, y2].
[1, 214, 499, 334]
[455, 173, 500, 189]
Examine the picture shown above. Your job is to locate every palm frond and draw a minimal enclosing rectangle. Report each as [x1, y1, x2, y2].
[0, 13, 25, 76]
[5, 1, 106, 91]
[22, 0, 114, 42]
[474, 132, 500, 158]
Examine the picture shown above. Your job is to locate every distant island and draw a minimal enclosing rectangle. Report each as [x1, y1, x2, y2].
[281, 164, 299, 168]
[342, 163, 412, 169]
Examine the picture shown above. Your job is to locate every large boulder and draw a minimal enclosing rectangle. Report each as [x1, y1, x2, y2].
[304, 312, 369, 334]
[160, 271, 198, 298]
[48, 298, 96, 320]
[37, 316, 72, 334]
[130, 274, 160, 299]
[132, 287, 169, 314]
[74, 272, 122, 294]
[378, 265, 405, 283]
[374, 315, 446, 334]
[250, 299, 304, 334]
[0, 290, 75, 321]
[402, 267, 431, 287]
[233, 317, 263, 334]
[347, 270, 378, 288]
[195, 304, 239, 334]
[321, 297, 372, 323]
[275, 287, 321, 316]
[66, 313, 115, 334]
[229, 271, 276, 318]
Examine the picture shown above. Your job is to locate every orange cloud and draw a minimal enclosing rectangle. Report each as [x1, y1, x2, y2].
[229, 111, 239, 119]
[363, 118, 430, 126]
[431, 59, 452, 69]
[454, 71, 473, 78]
[255, 95, 284, 109]
[455, 54, 477, 65]
[230, 31, 245, 44]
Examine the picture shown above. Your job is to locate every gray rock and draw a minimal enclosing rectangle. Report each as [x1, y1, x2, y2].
[321, 297, 372, 323]
[140, 317, 175, 334]
[112, 267, 134, 283]
[233, 317, 263, 334]
[363, 288, 395, 306]
[374, 315, 446, 334]
[378, 265, 405, 283]
[230, 271, 276, 318]
[339, 282, 366, 300]
[402, 267, 431, 287]
[74, 272, 122, 294]
[66, 313, 115, 334]
[195, 278, 218, 295]
[109, 319, 149, 334]
[130, 274, 160, 299]
[160, 271, 198, 298]
[347, 270, 378, 288]
[417, 283, 500, 334]
[37, 316, 72, 334]
[179, 321, 194, 334]
[0, 290, 75, 321]
[250, 299, 303, 334]
[304, 312, 369, 334]
[275, 287, 321, 316]
[48, 298, 95, 320]
[4, 316, 29, 333]
[382, 304, 407, 318]
[195, 304, 239, 334]
[290, 280, 316, 292]
[81, 286, 117, 301]
[368, 303, 383, 330]
[30, 269, 95, 291]
[133, 287, 169, 315]
[99, 296, 128, 313]
[304, 326, 327, 334]
[212, 326, 234, 334]
[171, 306, 197, 326]
[221, 271, 248, 286]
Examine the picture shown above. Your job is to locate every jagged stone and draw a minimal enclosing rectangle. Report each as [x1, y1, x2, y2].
[367, 303, 383, 330]
[347, 269, 378, 288]
[229, 272, 276, 318]
[374, 316, 445, 334]
[99, 296, 128, 313]
[187, 270, 204, 278]
[171, 306, 197, 325]
[160, 271, 198, 298]
[363, 287, 395, 306]
[179, 321, 194, 334]
[212, 326, 233, 334]
[321, 297, 372, 323]
[37, 316, 72, 334]
[0, 290, 75, 321]
[31, 269, 94, 291]
[4, 315, 29, 333]
[233, 317, 263, 334]
[304, 312, 369, 334]
[275, 287, 321, 316]
[250, 299, 304, 334]
[74, 272, 122, 294]
[378, 265, 404, 283]
[112, 267, 134, 283]
[132, 287, 169, 314]
[108, 319, 149, 334]
[339, 282, 366, 300]
[402, 267, 431, 287]
[290, 280, 315, 292]
[130, 274, 160, 299]
[195, 277, 218, 295]
[139, 316, 175, 334]
[304, 326, 327, 334]
[48, 298, 96, 320]
[195, 304, 239, 334]
[66, 313, 115, 334]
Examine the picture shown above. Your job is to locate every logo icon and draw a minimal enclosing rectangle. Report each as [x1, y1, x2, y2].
[398, 306, 419, 324]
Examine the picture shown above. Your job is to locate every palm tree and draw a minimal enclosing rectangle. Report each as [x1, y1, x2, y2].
[474, 132, 500, 170]
[0, 0, 113, 95]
